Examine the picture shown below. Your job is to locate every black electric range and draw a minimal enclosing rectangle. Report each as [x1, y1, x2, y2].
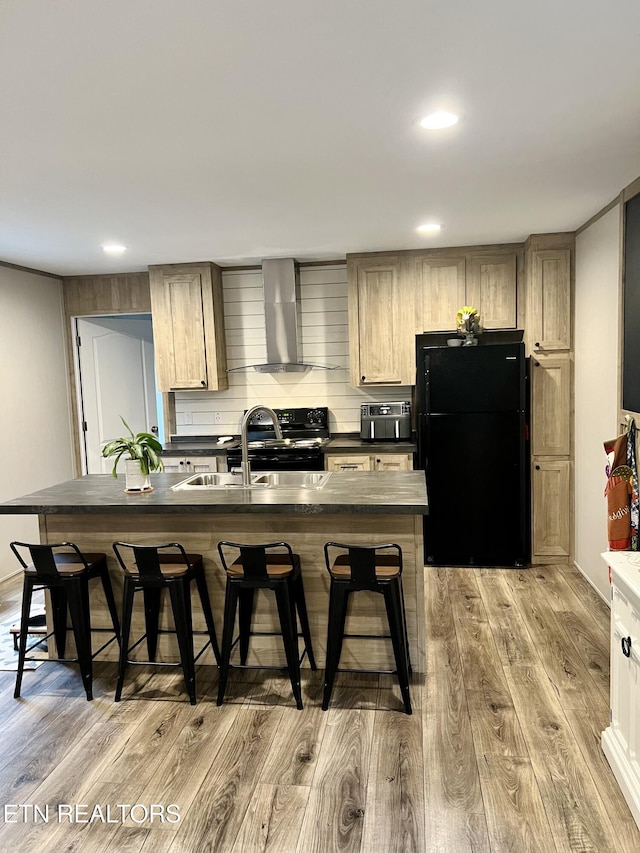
[226, 407, 330, 471]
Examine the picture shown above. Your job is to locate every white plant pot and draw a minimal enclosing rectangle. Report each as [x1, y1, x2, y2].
[124, 459, 151, 492]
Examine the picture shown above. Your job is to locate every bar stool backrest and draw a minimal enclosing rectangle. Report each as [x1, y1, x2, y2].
[10, 541, 89, 577]
[323, 542, 403, 583]
[217, 541, 296, 579]
[112, 542, 191, 577]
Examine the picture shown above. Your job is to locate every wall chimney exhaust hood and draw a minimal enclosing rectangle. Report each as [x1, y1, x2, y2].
[228, 258, 339, 373]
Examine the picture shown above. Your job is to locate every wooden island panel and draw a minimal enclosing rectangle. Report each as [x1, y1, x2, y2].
[41, 510, 426, 675]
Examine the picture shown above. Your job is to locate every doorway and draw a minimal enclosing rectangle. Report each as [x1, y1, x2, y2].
[73, 314, 163, 474]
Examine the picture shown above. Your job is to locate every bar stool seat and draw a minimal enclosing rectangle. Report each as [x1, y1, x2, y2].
[10, 541, 120, 701]
[216, 541, 317, 710]
[322, 542, 412, 715]
[112, 542, 220, 705]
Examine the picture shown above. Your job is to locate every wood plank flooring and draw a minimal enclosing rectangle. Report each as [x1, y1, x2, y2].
[0, 563, 637, 852]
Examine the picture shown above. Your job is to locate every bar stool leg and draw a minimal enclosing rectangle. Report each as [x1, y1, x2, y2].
[194, 568, 221, 665]
[217, 582, 240, 705]
[97, 561, 121, 639]
[399, 576, 412, 674]
[49, 586, 68, 658]
[115, 576, 136, 702]
[143, 587, 162, 661]
[274, 582, 303, 710]
[168, 580, 196, 705]
[238, 588, 255, 666]
[14, 576, 35, 699]
[65, 575, 94, 701]
[322, 582, 350, 711]
[293, 574, 317, 670]
[383, 581, 412, 715]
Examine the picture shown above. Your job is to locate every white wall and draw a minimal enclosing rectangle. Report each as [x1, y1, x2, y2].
[174, 263, 413, 436]
[574, 206, 621, 599]
[0, 267, 74, 581]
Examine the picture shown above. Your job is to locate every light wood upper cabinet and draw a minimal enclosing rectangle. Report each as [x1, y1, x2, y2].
[530, 354, 571, 456]
[529, 248, 571, 352]
[466, 254, 517, 329]
[416, 256, 466, 331]
[417, 249, 517, 332]
[347, 256, 416, 386]
[149, 262, 228, 392]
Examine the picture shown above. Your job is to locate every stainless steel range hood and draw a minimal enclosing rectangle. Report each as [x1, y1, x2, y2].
[229, 258, 338, 373]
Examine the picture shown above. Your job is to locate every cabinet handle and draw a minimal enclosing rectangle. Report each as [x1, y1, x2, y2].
[535, 342, 541, 348]
[361, 375, 366, 382]
[200, 380, 206, 386]
[535, 464, 540, 470]
[535, 362, 540, 367]
[340, 464, 359, 470]
[622, 636, 632, 658]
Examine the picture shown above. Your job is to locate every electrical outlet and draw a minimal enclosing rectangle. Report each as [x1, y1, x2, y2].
[214, 412, 222, 424]
[183, 412, 193, 425]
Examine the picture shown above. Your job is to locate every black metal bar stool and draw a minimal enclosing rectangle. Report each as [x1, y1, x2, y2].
[10, 541, 120, 701]
[216, 541, 317, 710]
[322, 542, 412, 714]
[112, 542, 220, 705]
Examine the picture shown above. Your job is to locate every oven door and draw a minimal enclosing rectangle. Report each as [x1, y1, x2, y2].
[227, 450, 324, 471]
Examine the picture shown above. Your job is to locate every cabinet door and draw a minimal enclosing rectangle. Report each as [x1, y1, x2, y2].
[374, 453, 413, 471]
[417, 256, 466, 332]
[466, 254, 517, 329]
[531, 460, 570, 557]
[531, 354, 571, 456]
[530, 249, 571, 351]
[325, 455, 372, 472]
[611, 583, 634, 755]
[151, 271, 208, 391]
[349, 258, 404, 385]
[149, 263, 228, 393]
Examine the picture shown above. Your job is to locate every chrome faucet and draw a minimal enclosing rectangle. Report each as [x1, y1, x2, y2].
[240, 405, 282, 486]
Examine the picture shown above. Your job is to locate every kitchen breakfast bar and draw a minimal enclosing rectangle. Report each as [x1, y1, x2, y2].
[0, 471, 428, 677]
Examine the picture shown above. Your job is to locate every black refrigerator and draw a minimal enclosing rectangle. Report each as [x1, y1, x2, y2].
[416, 340, 530, 567]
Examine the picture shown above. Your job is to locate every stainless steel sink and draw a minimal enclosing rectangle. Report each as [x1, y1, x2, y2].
[172, 472, 251, 490]
[250, 471, 331, 489]
[172, 470, 331, 491]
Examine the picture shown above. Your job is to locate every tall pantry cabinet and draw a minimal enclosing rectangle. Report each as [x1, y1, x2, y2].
[526, 235, 574, 562]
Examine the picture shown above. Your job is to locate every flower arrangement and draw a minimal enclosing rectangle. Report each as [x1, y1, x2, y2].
[456, 305, 480, 337]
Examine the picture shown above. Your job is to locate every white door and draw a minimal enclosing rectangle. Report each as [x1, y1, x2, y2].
[75, 316, 159, 474]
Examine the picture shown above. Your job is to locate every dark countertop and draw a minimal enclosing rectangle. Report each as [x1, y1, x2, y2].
[324, 435, 417, 454]
[163, 437, 239, 456]
[163, 434, 416, 456]
[0, 472, 428, 516]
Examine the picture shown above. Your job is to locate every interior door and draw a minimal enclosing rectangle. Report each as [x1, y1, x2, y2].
[75, 316, 159, 474]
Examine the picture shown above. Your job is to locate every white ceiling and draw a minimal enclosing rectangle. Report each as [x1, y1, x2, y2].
[2, 0, 640, 277]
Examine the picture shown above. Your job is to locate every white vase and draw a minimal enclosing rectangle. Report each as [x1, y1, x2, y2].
[124, 459, 151, 492]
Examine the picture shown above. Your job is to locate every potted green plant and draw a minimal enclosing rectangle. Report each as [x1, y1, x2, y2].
[101, 417, 164, 492]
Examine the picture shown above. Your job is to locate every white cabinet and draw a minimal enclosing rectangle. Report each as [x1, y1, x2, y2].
[601, 551, 640, 831]
[163, 455, 219, 474]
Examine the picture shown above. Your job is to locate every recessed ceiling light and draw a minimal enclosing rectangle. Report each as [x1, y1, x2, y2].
[102, 243, 127, 255]
[420, 111, 459, 130]
[416, 223, 442, 234]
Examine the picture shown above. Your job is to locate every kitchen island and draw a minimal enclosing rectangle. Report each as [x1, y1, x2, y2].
[0, 471, 428, 673]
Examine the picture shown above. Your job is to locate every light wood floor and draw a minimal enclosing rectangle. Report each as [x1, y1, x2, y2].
[0, 563, 637, 852]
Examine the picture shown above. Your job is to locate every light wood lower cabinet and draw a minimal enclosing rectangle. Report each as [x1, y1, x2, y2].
[531, 459, 571, 558]
[326, 453, 413, 472]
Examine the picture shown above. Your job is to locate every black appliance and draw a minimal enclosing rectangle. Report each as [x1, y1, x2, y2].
[416, 340, 529, 567]
[226, 406, 329, 472]
[360, 402, 411, 441]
